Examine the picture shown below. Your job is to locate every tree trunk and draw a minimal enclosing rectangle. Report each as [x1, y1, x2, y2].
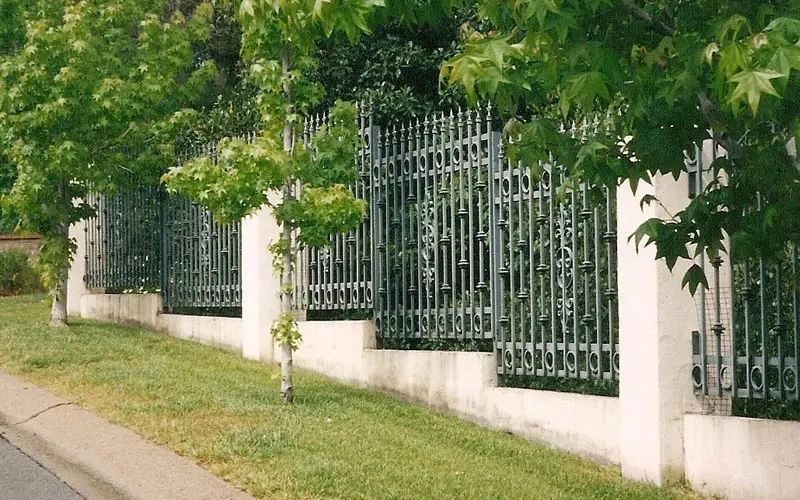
[279, 218, 294, 403]
[49, 278, 68, 327]
[49, 182, 70, 328]
[279, 43, 295, 404]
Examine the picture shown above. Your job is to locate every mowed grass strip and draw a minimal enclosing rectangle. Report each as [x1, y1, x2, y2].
[0, 295, 703, 500]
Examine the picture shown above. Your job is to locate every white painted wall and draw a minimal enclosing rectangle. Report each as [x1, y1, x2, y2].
[80, 294, 243, 353]
[685, 414, 800, 500]
[617, 175, 701, 485]
[292, 320, 621, 464]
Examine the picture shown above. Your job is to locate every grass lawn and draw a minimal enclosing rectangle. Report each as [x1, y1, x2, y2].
[0, 295, 704, 500]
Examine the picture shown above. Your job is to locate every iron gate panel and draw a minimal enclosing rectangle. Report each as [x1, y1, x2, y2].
[371, 108, 497, 341]
[492, 149, 618, 381]
[85, 186, 162, 292]
[690, 141, 800, 403]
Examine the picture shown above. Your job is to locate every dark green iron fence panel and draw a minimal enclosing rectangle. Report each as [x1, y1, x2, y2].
[492, 150, 618, 381]
[690, 142, 800, 403]
[161, 193, 242, 313]
[297, 110, 375, 314]
[84, 167, 242, 316]
[371, 108, 496, 341]
[84, 186, 162, 292]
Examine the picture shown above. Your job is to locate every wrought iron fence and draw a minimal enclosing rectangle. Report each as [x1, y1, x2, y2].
[85, 186, 162, 292]
[493, 152, 618, 382]
[84, 171, 242, 316]
[293, 104, 620, 385]
[295, 111, 374, 315]
[690, 141, 800, 408]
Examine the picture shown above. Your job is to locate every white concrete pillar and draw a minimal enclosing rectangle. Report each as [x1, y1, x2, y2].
[617, 174, 700, 485]
[67, 218, 87, 316]
[241, 206, 281, 363]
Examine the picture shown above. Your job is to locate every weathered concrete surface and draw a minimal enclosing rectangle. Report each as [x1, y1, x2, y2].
[684, 413, 800, 500]
[0, 371, 254, 500]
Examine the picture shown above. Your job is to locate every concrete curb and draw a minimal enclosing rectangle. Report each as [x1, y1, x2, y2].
[0, 371, 255, 500]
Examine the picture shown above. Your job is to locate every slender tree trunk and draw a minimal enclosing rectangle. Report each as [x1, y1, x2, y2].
[49, 276, 68, 327]
[279, 43, 295, 403]
[49, 182, 70, 328]
[279, 216, 294, 403]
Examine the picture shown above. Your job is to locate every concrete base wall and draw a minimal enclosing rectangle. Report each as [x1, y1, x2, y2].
[292, 320, 621, 464]
[684, 414, 800, 500]
[79, 294, 242, 352]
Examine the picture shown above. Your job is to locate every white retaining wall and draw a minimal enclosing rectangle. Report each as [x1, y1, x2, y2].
[80, 294, 243, 353]
[291, 321, 621, 463]
[684, 414, 800, 500]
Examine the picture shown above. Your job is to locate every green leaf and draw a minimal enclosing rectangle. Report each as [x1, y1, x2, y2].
[769, 45, 800, 77]
[728, 68, 783, 114]
[566, 71, 610, 107]
[681, 263, 709, 296]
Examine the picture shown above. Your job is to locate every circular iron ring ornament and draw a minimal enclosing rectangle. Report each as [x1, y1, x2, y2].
[784, 367, 797, 392]
[473, 314, 482, 334]
[524, 350, 534, 371]
[455, 314, 463, 334]
[612, 352, 620, 374]
[719, 365, 732, 391]
[503, 349, 514, 370]
[471, 142, 480, 161]
[521, 173, 531, 193]
[501, 177, 511, 196]
[545, 351, 555, 372]
[750, 365, 764, 391]
[588, 351, 600, 374]
[692, 365, 703, 388]
[566, 351, 577, 372]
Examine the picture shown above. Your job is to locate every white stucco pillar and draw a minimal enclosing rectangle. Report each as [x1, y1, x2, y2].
[617, 174, 700, 485]
[241, 206, 281, 363]
[67, 218, 87, 316]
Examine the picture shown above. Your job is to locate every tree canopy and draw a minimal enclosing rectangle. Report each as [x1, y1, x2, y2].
[442, 0, 800, 292]
[0, 0, 217, 323]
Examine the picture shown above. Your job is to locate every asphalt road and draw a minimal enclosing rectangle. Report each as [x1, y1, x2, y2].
[0, 435, 84, 500]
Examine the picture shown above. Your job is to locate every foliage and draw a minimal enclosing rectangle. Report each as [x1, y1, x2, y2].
[312, 18, 468, 122]
[0, 0, 217, 313]
[0, 162, 18, 233]
[270, 311, 302, 351]
[165, 101, 366, 244]
[0, 250, 42, 296]
[442, 0, 800, 292]
[164, 0, 382, 401]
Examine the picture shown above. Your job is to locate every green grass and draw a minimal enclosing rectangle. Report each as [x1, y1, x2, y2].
[0, 295, 704, 500]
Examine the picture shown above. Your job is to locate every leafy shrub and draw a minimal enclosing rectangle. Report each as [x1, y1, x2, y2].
[0, 250, 42, 296]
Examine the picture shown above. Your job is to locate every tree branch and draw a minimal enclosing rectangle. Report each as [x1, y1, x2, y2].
[620, 0, 675, 36]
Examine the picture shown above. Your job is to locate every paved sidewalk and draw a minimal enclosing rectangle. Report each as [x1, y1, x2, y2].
[0, 371, 255, 500]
